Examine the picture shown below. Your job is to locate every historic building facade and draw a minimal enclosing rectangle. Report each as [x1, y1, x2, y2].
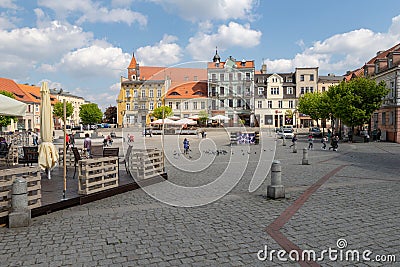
[207, 50, 256, 126]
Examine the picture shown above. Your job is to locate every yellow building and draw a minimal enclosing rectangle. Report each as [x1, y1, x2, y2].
[117, 53, 207, 127]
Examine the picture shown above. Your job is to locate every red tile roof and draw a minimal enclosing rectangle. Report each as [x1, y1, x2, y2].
[207, 60, 255, 69]
[138, 66, 207, 82]
[18, 84, 58, 105]
[166, 81, 207, 99]
[128, 53, 137, 69]
[0, 77, 36, 103]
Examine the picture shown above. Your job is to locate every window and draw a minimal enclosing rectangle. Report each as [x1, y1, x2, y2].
[310, 87, 314, 93]
[389, 111, 394, 125]
[220, 73, 224, 81]
[289, 100, 294, 108]
[149, 102, 154, 110]
[134, 90, 138, 97]
[194, 76, 198, 81]
[220, 87, 225, 96]
[193, 102, 198, 110]
[257, 100, 263, 108]
[300, 74, 304, 81]
[126, 103, 130, 111]
[278, 101, 283, 108]
[382, 112, 386, 125]
[134, 103, 138, 110]
[149, 90, 154, 98]
[287, 87, 293, 94]
[286, 77, 292, 82]
[35, 105, 39, 112]
[237, 99, 242, 108]
[258, 87, 264, 95]
[238, 73, 242, 81]
[211, 74, 217, 81]
[201, 102, 205, 109]
[184, 75, 189, 81]
[141, 90, 146, 98]
[157, 102, 162, 108]
[157, 89, 162, 98]
[126, 90, 130, 98]
[390, 81, 395, 98]
[228, 99, 233, 108]
[271, 87, 279, 95]
[184, 102, 189, 110]
[388, 58, 393, 68]
[229, 73, 233, 81]
[220, 99, 224, 108]
[237, 86, 242, 95]
[176, 102, 180, 110]
[267, 101, 272, 108]
[310, 74, 314, 81]
[322, 86, 326, 92]
[246, 73, 251, 81]
[168, 102, 172, 108]
[141, 104, 146, 110]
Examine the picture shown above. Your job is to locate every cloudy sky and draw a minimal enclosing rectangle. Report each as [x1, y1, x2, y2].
[1, 0, 400, 110]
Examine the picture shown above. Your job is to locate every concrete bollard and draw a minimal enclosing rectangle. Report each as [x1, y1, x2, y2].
[292, 142, 297, 153]
[282, 137, 286, 146]
[267, 160, 285, 199]
[9, 177, 31, 228]
[302, 148, 309, 165]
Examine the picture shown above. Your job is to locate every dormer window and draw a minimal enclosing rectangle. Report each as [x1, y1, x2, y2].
[388, 57, 393, 68]
[375, 62, 379, 74]
[169, 92, 180, 96]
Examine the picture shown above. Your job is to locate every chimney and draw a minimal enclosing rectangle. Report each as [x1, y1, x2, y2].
[261, 63, 267, 74]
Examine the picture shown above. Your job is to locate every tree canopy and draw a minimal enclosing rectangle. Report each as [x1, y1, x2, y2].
[298, 77, 388, 129]
[198, 110, 208, 125]
[152, 106, 172, 119]
[103, 106, 117, 123]
[53, 101, 74, 121]
[79, 103, 103, 125]
[327, 77, 388, 128]
[0, 91, 18, 127]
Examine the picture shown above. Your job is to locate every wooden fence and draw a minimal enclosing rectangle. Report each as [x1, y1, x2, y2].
[78, 157, 119, 195]
[0, 167, 41, 218]
[127, 148, 165, 180]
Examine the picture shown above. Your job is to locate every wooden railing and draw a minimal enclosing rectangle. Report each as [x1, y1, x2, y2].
[78, 157, 119, 195]
[0, 167, 41, 218]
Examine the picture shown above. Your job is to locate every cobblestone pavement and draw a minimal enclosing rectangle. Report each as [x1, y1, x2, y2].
[1, 131, 399, 267]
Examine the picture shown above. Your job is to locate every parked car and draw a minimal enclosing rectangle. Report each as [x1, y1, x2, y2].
[309, 127, 322, 137]
[277, 129, 294, 139]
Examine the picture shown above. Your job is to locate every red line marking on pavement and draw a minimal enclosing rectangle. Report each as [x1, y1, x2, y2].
[266, 165, 347, 267]
[336, 175, 399, 183]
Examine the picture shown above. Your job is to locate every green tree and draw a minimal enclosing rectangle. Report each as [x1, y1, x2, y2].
[53, 101, 74, 122]
[0, 91, 18, 127]
[103, 106, 117, 123]
[297, 92, 325, 127]
[328, 77, 389, 129]
[79, 103, 103, 125]
[152, 106, 172, 119]
[198, 110, 208, 126]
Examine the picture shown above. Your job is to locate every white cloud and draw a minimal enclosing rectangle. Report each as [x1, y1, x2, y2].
[111, 0, 134, 8]
[0, 0, 17, 9]
[0, 14, 16, 30]
[56, 43, 131, 78]
[0, 20, 92, 78]
[150, 0, 257, 22]
[38, 0, 147, 26]
[109, 82, 121, 92]
[187, 22, 262, 60]
[136, 35, 183, 66]
[265, 19, 400, 75]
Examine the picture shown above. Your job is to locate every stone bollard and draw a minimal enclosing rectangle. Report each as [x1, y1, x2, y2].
[302, 148, 309, 165]
[9, 177, 31, 228]
[282, 137, 286, 146]
[292, 142, 297, 153]
[267, 160, 285, 199]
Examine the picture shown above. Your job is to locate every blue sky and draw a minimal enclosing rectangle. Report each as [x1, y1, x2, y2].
[1, 0, 400, 110]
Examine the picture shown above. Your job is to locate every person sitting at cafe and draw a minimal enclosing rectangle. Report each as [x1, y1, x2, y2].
[0, 137, 8, 157]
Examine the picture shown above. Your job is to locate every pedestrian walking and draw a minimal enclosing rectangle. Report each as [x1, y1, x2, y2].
[321, 136, 327, 150]
[183, 138, 190, 154]
[84, 133, 92, 157]
[289, 134, 297, 148]
[32, 131, 39, 146]
[329, 135, 339, 151]
[69, 133, 75, 148]
[308, 134, 314, 150]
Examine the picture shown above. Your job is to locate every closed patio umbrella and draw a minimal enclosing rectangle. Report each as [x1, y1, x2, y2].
[38, 81, 59, 178]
